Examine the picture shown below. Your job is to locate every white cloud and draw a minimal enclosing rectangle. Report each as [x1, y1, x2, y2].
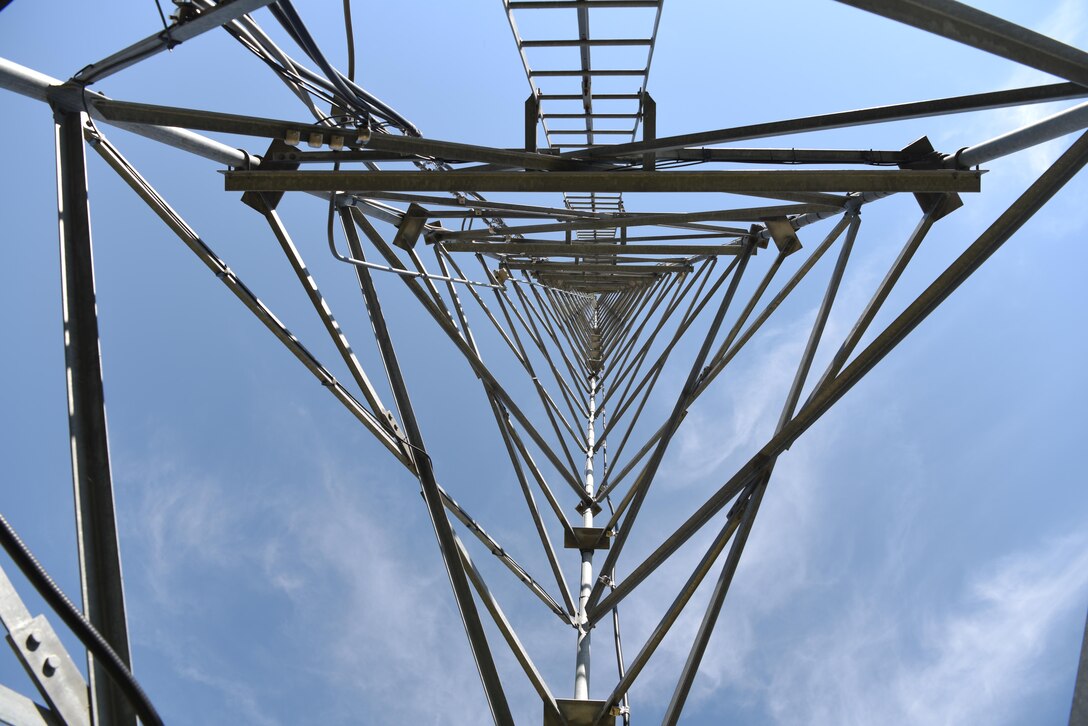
[269, 466, 491, 725]
[765, 532, 1088, 726]
[946, 1, 1088, 181]
[121, 422, 493, 724]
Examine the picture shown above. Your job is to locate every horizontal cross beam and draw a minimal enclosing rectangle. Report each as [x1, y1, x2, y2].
[434, 204, 827, 241]
[443, 242, 745, 256]
[225, 169, 982, 194]
[506, 262, 691, 273]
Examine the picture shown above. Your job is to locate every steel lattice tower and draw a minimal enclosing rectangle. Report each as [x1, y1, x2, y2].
[0, 1, 1086, 724]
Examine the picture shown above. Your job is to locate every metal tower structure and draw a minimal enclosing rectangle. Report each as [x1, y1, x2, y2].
[0, 1, 1087, 724]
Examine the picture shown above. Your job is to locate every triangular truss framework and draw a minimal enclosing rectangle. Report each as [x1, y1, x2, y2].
[1, 1, 1087, 725]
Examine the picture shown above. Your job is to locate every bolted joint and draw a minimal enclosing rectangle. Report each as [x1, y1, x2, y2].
[575, 499, 602, 517]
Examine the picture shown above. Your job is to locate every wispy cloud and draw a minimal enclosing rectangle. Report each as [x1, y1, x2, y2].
[943, 0, 1088, 181]
[268, 462, 491, 724]
[765, 531, 1088, 726]
[120, 415, 493, 724]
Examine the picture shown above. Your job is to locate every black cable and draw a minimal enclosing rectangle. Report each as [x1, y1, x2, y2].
[272, 0, 419, 134]
[343, 0, 356, 83]
[270, 2, 366, 114]
[152, 0, 170, 34]
[0, 512, 164, 726]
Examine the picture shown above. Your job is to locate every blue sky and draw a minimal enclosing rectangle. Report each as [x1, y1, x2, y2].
[1, 1, 1087, 724]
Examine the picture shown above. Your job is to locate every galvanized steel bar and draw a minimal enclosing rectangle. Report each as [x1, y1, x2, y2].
[950, 100, 1088, 168]
[89, 131, 409, 466]
[809, 209, 937, 399]
[262, 209, 401, 440]
[338, 210, 515, 726]
[445, 242, 746, 256]
[225, 169, 983, 194]
[833, 0, 1088, 88]
[570, 82, 1088, 158]
[73, 0, 276, 84]
[586, 238, 756, 611]
[660, 481, 766, 726]
[454, 535, 566, 721]
[1070, 607, 1088, 725]
[436, 205, 826, 241]
[54, 110, 136, 726]
[0, 562, 90, 725]
[590, 499, 746, 715]
[348, 208, 588, 494]
[0, 57, 252, 167]
[597, 131, 1088, 631]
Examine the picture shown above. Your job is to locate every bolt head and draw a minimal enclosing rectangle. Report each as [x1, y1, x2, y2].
[25, 632, 41, 651]
[42, 656, 58, 677]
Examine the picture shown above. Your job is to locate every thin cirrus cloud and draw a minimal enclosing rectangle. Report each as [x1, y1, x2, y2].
[122, 429, 494, 724]
[764, 531, 1088, 726]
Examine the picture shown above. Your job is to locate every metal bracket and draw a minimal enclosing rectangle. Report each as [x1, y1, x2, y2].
[563, 527, 610, 551]
[764, 216, 802, 255]
[241, 139, 299, 214]
[0, 564, 89, 726]
[899, 136, 963, 221]
[0, 683, 61, 726]
[392, 203, 430, 250]
[7, 616, 90, 726]
[575, 499, 602, 517]
[544, 698, 616, 726]
[641, 92, 656, 171]
[526, 93, 540, 153]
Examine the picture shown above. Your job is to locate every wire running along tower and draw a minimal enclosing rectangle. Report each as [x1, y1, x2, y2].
[1, 1, 1087, 724]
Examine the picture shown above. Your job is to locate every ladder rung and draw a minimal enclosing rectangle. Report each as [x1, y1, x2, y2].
[542, 113, 640, 119]
[539, 93, 642, 100]
[530, 69, 647, 77]
[510, 1, 660, 8]
[548, 129, 634, 135]
[521, 38, 653, 47]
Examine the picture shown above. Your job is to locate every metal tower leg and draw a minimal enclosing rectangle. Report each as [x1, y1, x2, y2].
[1071, 607, 1088, 726]
[54, 110, 136, 726]
[575, 312, 599, 700]
[339, 210, 514, 726]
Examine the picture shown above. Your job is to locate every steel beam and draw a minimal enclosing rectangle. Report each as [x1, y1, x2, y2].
[73, 0, 276, 84]
[0, 58, 251, 167]
[950, 100, 1088, 168]
[0, 684, 60, 726]
[809, 209, 937, 398]
[569, 82, 1088, 158]
[348, 208, 588, 495]
[261, 210, 401, 441]
[225, 169, 982, 194]
[1072, 606, 1088, 726]
[454, 535, 565, 722]
[338, 211, 514, 726]
[660, 482, 766, 726]
[54, 111, 136, 726]
[0, 564, 89, 725]
[834, 0, 1088, 88]
[90, 132, 409, 467]
[444, 242, 744, 256]
[434, 204, 828, 241]
[786, 130, 1088, 456]
[514, 263, 689, 274]
[606, 130, 1088, 634]
[93, 99, 595, 171]
[587, 241, 755, 610]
